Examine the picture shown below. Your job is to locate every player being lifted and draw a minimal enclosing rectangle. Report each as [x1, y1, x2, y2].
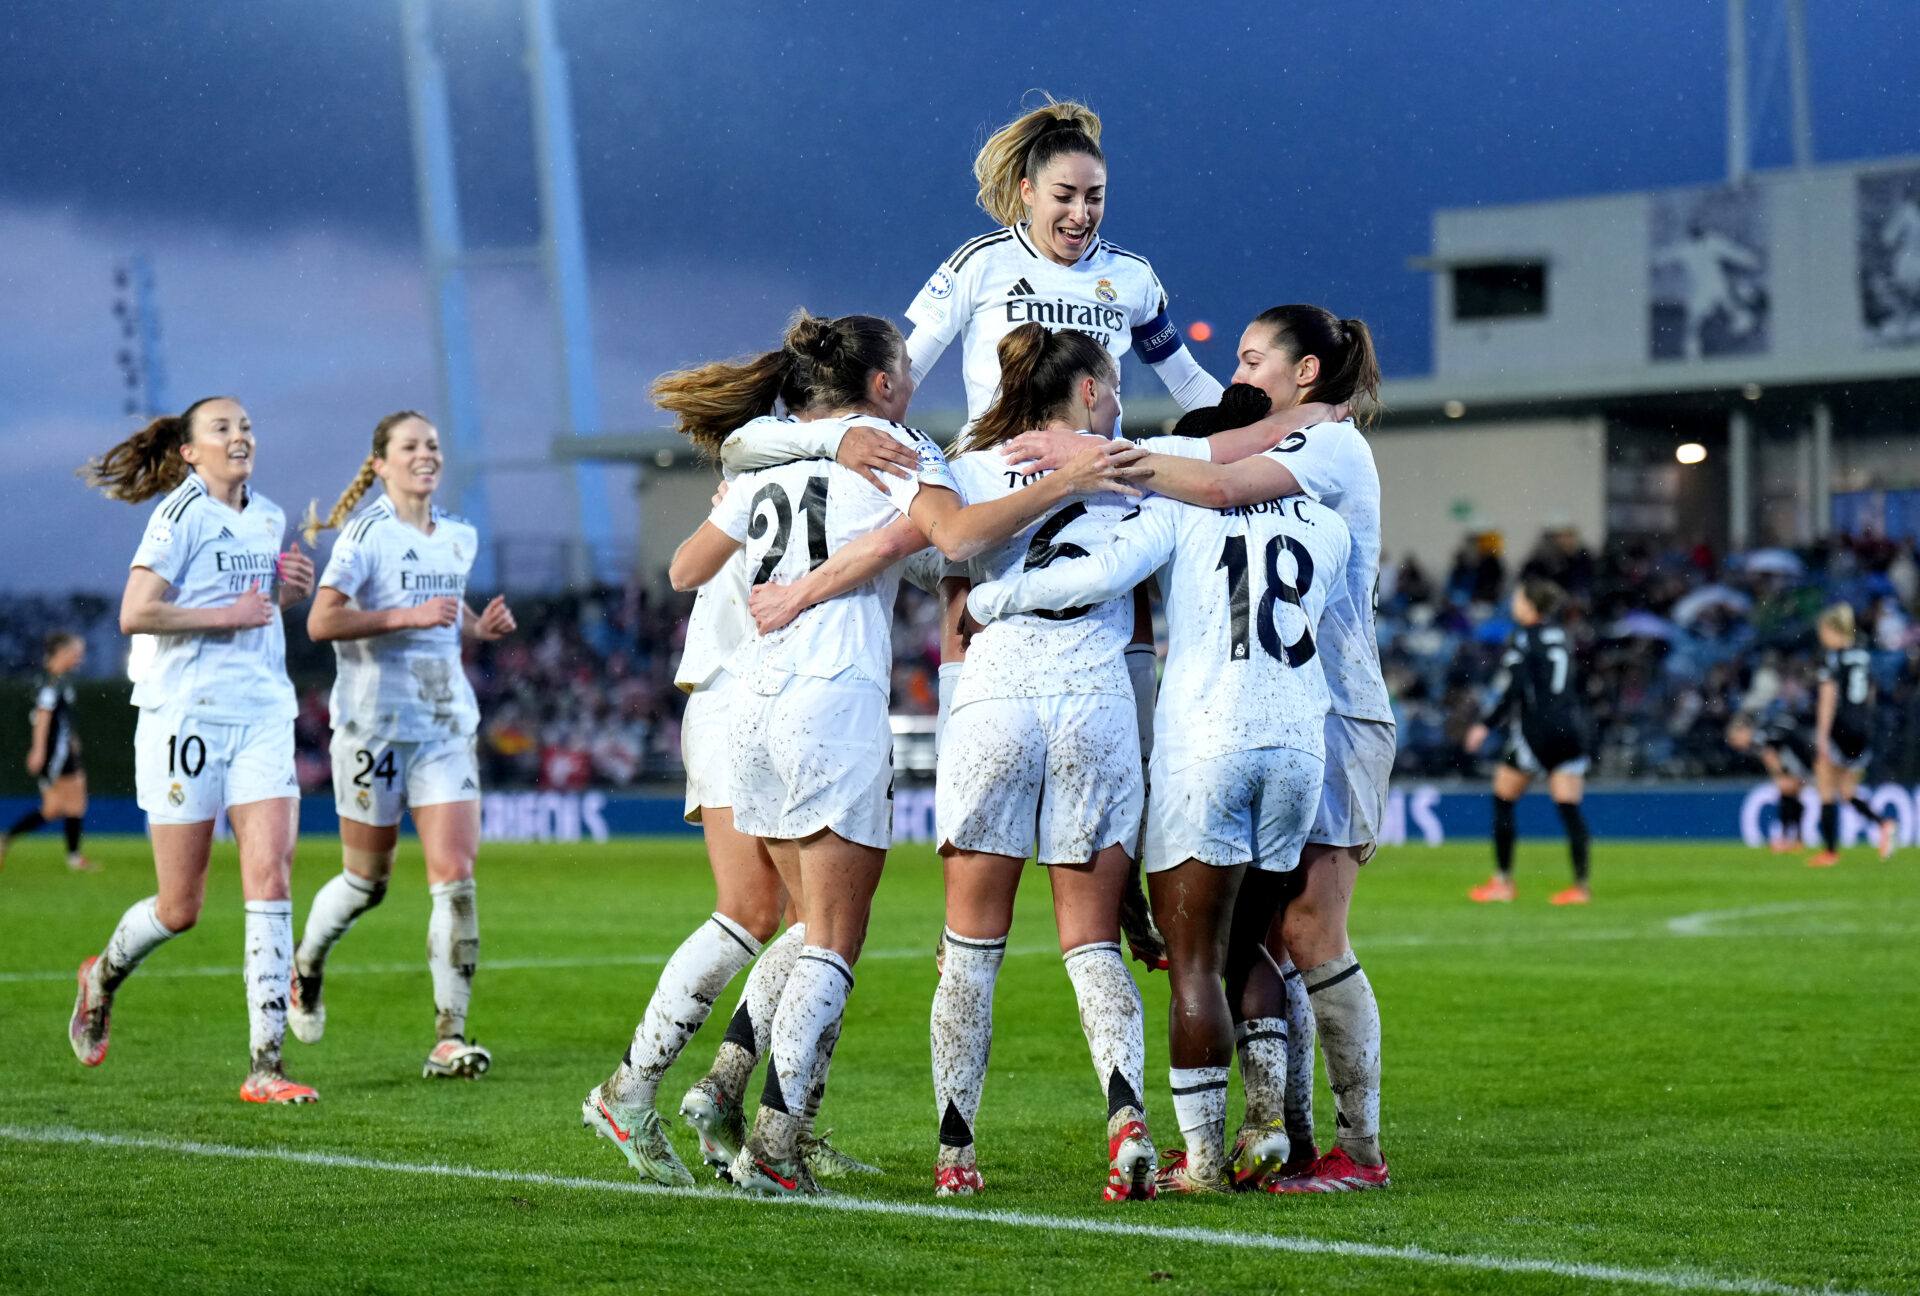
[661, 312, 1126, 1195]
[581, 314, 930, 1188]
[1726, 707, 1815, 853]
[291, 411, 516, 1079]
[2, 632, 98, 873]
[968, 430, 1353, 1193]
[1463, 579, 1596, 905]
[1810, 603, 1898, 866]
[69, 397, 320, 1103]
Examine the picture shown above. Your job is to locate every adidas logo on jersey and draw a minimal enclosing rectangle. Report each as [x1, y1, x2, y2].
[402, 549, 420, 562]
[216, 526, 235, 539]
[1006, 278, 1035, 297]
[460, 777, 477, 790]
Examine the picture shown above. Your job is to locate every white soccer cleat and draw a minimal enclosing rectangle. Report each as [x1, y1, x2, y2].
[582, 1084, 695, 1187]
[729, 1138, 817, 1197]
[1229, 1117, 1291, 1191]
[680, 1076, 746, 1178]
[802, 1128, 884, 1178]
[423, 1036, 491, 1079]
[287, 970, 325, 1044]
[1105, 1108, 1158, 1201]
[68, 957, 111, 1067]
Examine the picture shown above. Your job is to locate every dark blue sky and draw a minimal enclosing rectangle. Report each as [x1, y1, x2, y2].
[6, 0, 1915, 378]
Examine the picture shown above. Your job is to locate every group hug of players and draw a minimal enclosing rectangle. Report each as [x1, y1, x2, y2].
[62, 94, 1875, 1202]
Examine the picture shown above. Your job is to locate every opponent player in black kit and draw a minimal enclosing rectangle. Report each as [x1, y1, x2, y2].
[1726, 709, 1816, 853]
[1464, 579, 1595, 905]
[2, 632, 98, 872]
[1809, 603, 1898, 866]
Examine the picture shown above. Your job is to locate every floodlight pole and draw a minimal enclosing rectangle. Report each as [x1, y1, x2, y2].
[1726, 0, 1749, 183]
[1784, 0, 1814, 169]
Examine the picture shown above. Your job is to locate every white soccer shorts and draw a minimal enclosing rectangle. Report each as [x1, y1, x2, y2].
[681, 669, 738, 824]
[937, 693, 1142, 864]
[136, 710, 298, 824]
[1144, 745, 1324, 874]
[1308, 715, 1399, 851]
[330, 731, 480, 827]
[727, 670, 894, 850]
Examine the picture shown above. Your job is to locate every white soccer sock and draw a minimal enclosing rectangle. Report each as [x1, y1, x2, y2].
[930, 929, 1005, 1158]
[801, 1015, 843, 1136]
[1234, 1016, 1289, 1127]
[296, 869, 385, 978]
[1280, 959, 1318, 1152]
[1169, 1065, 1230, 1178]
[427, 879, 480, 1041]
[97, 896, 177, 994]
[1301, 950, 1382, 1165]
[609, 913, 761, 1108]
[1063, 941, 1145, 1119]
[708, 922, 805, 1097]
[758, 946, 852, 1158]
[243, 900, 293, 1072]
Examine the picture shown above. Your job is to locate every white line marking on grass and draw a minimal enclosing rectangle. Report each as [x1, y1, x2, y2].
[1665, 901, 1849, 936]
[0, 1124, 1886, 1296]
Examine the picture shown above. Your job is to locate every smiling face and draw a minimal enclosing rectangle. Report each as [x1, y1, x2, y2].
[1020, 152, 1106, 266]
[1232, 323, 1319, 411]
[177, 398, 255, 491]
[375, 416, 444, 502]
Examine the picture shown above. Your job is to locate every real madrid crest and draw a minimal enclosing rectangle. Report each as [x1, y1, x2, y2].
[356, 789, 371, 811]
[167, 783, 185, 807]
[1095, 279, 1116, 303]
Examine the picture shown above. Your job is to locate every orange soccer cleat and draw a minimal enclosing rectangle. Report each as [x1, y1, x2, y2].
[1549, 885, 1591, 905]
[1807, 850, 1840, 868]
[1468, 876, 1516, 903]
[1878, 819, 1899, 861]
[240, 1071, 319, 1105]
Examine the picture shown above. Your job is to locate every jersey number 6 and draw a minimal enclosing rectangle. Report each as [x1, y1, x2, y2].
[748, 478, 830, 585]
[1216, 533, 1316, 666]
[1023, 502, 1093, 621]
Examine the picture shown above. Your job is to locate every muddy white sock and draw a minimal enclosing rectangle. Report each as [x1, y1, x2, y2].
[427, 879, 479, 1041]
[1302, 950, 1382, 1165]
[1063, 941, 1145, 1120]
[758, 947, 852, 1157]
[243, 900, 293, 1073]
[98, 896, 177, 994]
[1234, 1016, 1288, 1127]
[930, 929, 1004, 1155]
[296, 869, 385, 978]
[802, 1015, 843, 1137]
[1279, 958, 1317, 1152]
[610, 913, 760, 1108]
[1169, 1065, 1230, 1178]
[709, 922, 804, 1097]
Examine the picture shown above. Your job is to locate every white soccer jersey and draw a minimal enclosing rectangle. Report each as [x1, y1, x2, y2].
[128, 476, 297, 723]
[711, 416, 959, 694]
[945, 446, 1135, 709]
[970, 493, 1353, 773]
[318, 495, 481, 742]
[1257, 420, 1391, 724]
[905, 225, 1220, 419]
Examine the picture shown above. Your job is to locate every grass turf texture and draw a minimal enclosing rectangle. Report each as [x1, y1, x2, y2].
[0, 834, 1915, 1295]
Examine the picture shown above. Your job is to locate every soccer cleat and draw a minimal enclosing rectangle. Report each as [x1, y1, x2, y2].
[423, 1036, 491, 1078]
[1807, 850, 1840, 868]
[65, 855, 103, 873]
[731, 1138, 815, 1196]
[1228, 1118, 1291, 1191]
[680, 1076, 746, 1178]
[287, 970, 325, 1044]
[934, 1164, 985, 1197]
[1119, 881, 1169, 971]
[1548, 885, 1590, 906]
[1770, 837, 1804, 855]
[1266, 1147, 1390, 1193]
[1879, 819, 1898, 860]
[1154, 1148, 1231, 1195]
[68, 957, 111, 1067]
[582, 1084, 696, 1187]
[239, 1070, 319, 1104]
[1468, 876, 1516, 903]
[1276, 1141, 1320, 1180]
[802, 1128, 883, 1177]
[1104, 1109, 1157, 1201]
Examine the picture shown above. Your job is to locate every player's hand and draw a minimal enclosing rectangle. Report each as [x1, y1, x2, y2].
[276, 544, 315, 605]
[836, 425, 919, 490]
[1001, 428, 1103, 474]
[1464, 723, 1490, 754]
[711, 479, 730, 509]
[1055, 441, 1142, 499]
[474, 595, 516, 640]
[956, 599, 987, 651]
[410, 596, 462, 629]
[749, 581, 811, 634]
[26, 755, 43, 777]
[222, 587, 276, 630]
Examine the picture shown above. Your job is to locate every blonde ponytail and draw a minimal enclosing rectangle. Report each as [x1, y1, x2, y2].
[973, 95, 1104, 227]
[303, 409, 429, 543]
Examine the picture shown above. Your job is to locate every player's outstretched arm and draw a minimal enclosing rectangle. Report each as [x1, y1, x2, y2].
[720, 420, 918, 489]
[669, 521, 743, 592]
[121, 566, 275, 635]
[968, 503, 1174, 624]
[1142, 402, 1344, 467]
[749, 515, 927, 634]
[911, 444, 1134, 563]
[1115, 446, 1302, 510]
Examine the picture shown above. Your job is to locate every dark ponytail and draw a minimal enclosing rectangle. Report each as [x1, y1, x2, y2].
[79, 396, 228, 503]
[1250, 305, 1383, 426]
[961, 324, 1117, 453]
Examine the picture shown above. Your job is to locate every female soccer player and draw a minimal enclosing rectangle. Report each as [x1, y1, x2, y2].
[1809, 604, 1898, 866]
[1463, 579, 1596, 904]
[2, 632, 98, 872]
[291, 411, 516, 1080]
[966, 458, 1353, 1193]
[68, 397, 319, 1104]
[1726, 711, 1813, 852]
[664, 312, 1124, 1195]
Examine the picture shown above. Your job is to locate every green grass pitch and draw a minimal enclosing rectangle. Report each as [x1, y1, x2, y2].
[0, 832, 1915, 1295]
